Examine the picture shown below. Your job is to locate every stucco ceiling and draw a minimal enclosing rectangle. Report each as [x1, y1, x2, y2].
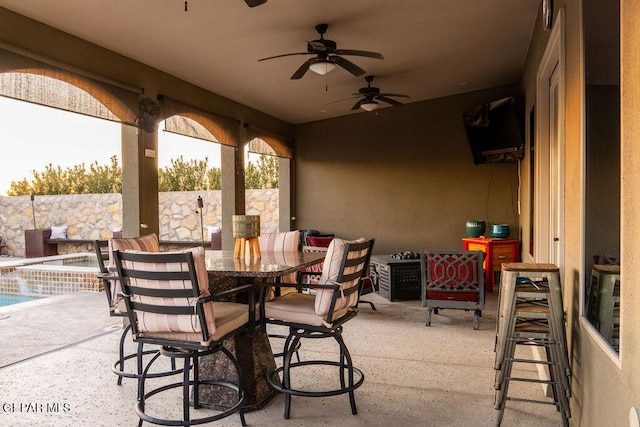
[0, 0, 540, 124]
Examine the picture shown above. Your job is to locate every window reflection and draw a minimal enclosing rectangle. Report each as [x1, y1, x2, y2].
[583, 0, 620, 352]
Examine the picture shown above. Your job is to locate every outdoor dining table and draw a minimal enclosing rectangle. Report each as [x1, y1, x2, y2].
[197, 249, 326, 411]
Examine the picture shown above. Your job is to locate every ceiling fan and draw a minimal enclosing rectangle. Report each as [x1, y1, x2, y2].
[339, 75, 410, 111]
[184, 0, 266, 11]
[244, 0, 267, 6]
[258, 23, 384, 79]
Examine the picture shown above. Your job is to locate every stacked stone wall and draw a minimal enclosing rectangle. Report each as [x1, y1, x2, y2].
[0, 190, 278, 256]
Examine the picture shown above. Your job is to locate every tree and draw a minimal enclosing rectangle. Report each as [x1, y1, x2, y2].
[245, 154, 278, 189]
[7, 153, 279, 195]
[7, 156, 121, 195]
[158, 156, 221, 191]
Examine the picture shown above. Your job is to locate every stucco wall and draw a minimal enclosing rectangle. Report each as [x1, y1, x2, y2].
[0, 190, 278, 257]
[518, 1, 640, 425]
[294, 85, 520, 255]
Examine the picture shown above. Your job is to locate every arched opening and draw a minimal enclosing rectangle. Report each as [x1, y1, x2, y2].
[0, 70, 137, 253]
[157, 115, 223, 245]
[245, 138, 280, 233]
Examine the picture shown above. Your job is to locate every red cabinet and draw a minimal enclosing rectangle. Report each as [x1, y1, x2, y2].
[462, 237, 520, 292]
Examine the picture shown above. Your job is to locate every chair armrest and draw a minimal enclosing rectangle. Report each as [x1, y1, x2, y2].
[97, 273, 118, 281]
[203, 284, 255, 336]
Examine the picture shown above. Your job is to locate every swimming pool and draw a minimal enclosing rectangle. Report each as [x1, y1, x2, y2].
[0, 294, 41, 307]
[0, 253, 102, 299]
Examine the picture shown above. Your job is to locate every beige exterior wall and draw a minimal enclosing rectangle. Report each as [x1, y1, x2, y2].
[295, 85, 520, 255]
[518, 1, 640, 425]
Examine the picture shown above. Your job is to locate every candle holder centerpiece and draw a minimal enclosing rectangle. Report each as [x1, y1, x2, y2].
[232, 215, 261, 259]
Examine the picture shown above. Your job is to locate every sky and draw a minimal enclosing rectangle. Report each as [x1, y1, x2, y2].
[0, 96, 223, 196]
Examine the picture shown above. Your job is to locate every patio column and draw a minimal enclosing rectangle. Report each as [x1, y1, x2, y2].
[279, 157, 293, 232]
[122, 97, 160, 238]
[221, 144, 240, 250]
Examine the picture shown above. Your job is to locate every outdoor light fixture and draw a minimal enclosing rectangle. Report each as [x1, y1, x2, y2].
[309, 60, 336, 76]
[196, 196, 204, 247]
[360, 101, 379, 112]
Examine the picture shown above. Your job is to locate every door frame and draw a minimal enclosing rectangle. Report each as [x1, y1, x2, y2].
[535, 9, 566, 271]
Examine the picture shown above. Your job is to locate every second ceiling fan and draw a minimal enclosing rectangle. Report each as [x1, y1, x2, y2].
[259, 23, 384, 79]
[328, 75, 410, 111]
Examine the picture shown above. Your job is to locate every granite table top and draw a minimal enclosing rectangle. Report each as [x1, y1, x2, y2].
[204, 250, 325, 278]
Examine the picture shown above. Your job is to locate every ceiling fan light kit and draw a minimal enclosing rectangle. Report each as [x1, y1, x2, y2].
[360, 101, 379, 112]
[309, 60, 336, 75]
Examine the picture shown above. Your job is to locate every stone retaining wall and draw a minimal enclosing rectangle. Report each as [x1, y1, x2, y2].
[0, 190, 278, 256]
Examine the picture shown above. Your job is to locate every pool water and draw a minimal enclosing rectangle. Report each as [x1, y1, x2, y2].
[0, 294, 41, 307]
[42, 259, 99, 268]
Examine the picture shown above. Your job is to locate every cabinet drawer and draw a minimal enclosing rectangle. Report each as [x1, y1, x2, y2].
[493, 245, 515, 257]
[467, 243, 487, 253]
[492, 246, 516, 269]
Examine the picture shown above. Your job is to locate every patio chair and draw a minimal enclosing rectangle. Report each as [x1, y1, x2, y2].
[300, 238, 376, 310]
[421, 250, 485, 330]
[94, 235, 181, 385]
[113, 246, 254, 427]
[260, 237, 375, 419]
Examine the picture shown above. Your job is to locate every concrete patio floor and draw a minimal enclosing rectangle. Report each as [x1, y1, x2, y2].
[0, 290, 563, 426]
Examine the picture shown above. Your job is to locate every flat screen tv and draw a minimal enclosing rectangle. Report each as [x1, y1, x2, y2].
[463, 97, 524, 165]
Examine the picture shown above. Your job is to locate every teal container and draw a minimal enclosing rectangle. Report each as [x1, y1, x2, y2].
[491, 224, 510, 238]
[465, 220, 486, 238]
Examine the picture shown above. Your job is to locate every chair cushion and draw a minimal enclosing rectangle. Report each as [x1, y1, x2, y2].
[426, 290, 479, 302]
[259, 231, 302, 291]
[259, 230, 301, 252]
[314, 237, 367, 316]
[305, 235, 334, 248]
[121, 246, 217, 337]
[264, 292, 348, 328]
[106, 234, 160, 310]
[139, 301, 248, 345]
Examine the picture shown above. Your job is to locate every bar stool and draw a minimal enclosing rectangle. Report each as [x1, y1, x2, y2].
[494, 263, 571, 427]
[94, 237, 181, 385]
[586, 264, 620, 350]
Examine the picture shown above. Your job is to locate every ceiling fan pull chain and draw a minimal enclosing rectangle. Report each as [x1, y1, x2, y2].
[325, 73, 328, 92]
[184, 1, 188, 12]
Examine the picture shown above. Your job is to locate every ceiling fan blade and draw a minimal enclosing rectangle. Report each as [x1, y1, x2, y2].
[258, 52, 313, 62]
[351, 98, 366, 111]
[325, 96, 360, 106]
[330, 56, 366, 77]
[377, 95, 404, 107]
[333, 49, 384, 60]
[378, 93, 411, 98]
[244, 0, 267, 7]
[291, 59, 313, 79]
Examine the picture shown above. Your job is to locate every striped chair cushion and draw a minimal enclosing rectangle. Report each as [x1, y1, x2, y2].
[259, 231, 301, 287]
[258, 230, 301, 252]
[122, 246, 216, 338]
[314, 237, 367, 316]
[106, 234, 160, 309]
